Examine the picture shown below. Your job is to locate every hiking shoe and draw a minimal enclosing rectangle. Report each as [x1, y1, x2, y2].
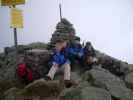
[64, 80, 78, 88]
[44, 76, 52, 81]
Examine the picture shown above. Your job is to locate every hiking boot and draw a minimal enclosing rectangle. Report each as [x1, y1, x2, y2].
[44, 76, 52, 81]
[64, 80, 78, 88]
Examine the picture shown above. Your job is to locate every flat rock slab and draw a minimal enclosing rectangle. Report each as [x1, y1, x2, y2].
[87, 67, 133, 100]
[59, 86, 111, 100]
[81, 87, 111, 100]
[125, 72, 133, 90]
[20, 79, 63, 97]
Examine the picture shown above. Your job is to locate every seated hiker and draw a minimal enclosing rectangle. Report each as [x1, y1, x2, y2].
[17, 54, 33, 85]
[46, 39, 76, 87]
[66, 37, 84, 64]
[83, 42, 98, 69]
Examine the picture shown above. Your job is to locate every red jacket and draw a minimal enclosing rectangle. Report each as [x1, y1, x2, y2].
[17, 63, 33, 82]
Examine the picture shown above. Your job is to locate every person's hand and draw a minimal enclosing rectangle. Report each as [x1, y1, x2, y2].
[78, 52, 83, 58]
[93, 57, 98, 63]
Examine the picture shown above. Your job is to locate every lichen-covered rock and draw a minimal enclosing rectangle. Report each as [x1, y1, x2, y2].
[85, 67, 133, 100]
[96, 51, 131, 76]
[59, 87, 82, 100]
[0, 53, 21, 95]
[20, 79, 63, 97]
[4, 87, 20, 100]
[3, 79, 64, 100]
[59, 86, 111, 100]
[81, 87, 111, 100]
[125, 72, 133, 90]
[18, 49, 52, 80]
[71, 72, 82, 82]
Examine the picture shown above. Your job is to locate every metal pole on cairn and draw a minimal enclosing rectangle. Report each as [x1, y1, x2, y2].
[59, 3, 62, 21]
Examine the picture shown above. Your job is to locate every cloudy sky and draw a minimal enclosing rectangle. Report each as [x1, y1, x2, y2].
[0, 0, 133, 63]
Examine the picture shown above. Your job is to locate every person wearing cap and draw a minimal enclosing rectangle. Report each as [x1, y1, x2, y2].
[83, 42, 98, 70]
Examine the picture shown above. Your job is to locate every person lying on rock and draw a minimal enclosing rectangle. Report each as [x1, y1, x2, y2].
[83, 41, 98, 70]
[45, 39, 77, 88]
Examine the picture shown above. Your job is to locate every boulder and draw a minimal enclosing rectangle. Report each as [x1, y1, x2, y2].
[19, 49, 52, 80]
[20, 79, 63, 97]
[3, 79, 64, 100]
[96, 50, 132, 76]
[0, 53, 21, 95]
[125, 72, 133, 90]
[59, 87, 82, 100]
[59, 86, 111, 100]
[0, 49, 53, 96]
[81, 87, 111, 100]
[127, 64, 133, 73]
[85, 67, 133, 100]
[71, 71, 82, 82]
[26, 49, 52, 63]
[4, 87, 20, 100]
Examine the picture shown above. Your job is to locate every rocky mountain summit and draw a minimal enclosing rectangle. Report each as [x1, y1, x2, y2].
[0, 18, 133, 100]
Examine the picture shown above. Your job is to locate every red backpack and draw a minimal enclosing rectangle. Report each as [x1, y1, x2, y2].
[17, 63, 33, 82]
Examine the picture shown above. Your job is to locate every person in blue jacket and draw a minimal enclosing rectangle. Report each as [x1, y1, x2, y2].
[66, 37, 84, 64]
[45, 39, 77, 87]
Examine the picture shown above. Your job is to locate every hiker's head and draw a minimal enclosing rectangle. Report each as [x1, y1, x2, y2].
[86, 42, 91, 46]
[74, 37, 80, 44]
[69, 32, 75, 36]
[18, 54, 25, 64]
[86, 56, 94, 65]
[55, 39, 67, 51]
[62, 40, 67, 48]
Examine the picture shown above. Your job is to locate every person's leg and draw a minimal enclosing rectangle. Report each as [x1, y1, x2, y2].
[93, 57, 98, 63]
[62, 63, 78, 88]
[47, 63, 59, 80]
[63, 63, 71, 80]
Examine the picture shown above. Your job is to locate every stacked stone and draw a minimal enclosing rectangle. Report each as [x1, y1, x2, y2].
[25, 49, 52, 79]
[50, 18, 80, 47]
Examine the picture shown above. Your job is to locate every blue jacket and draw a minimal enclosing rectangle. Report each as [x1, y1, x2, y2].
[51, 50, 70, 66]
[66, 43, 84, 58]
[50, 43, 84, 66]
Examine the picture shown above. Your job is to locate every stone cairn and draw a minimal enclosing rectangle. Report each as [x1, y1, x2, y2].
[50, 18, 80, 48]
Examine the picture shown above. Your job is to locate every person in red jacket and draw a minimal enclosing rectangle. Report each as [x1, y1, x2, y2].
[17, 54, 33, 84]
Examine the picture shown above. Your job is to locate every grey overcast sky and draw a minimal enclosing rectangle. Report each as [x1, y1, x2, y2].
[0, 0, 133, 63]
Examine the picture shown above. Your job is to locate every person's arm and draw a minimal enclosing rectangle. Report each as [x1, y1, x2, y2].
[52, 52, 60, 65]
[90, 46, 96, 56]
[69, 48, 77, 55]
[78, 48, 84, 58]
